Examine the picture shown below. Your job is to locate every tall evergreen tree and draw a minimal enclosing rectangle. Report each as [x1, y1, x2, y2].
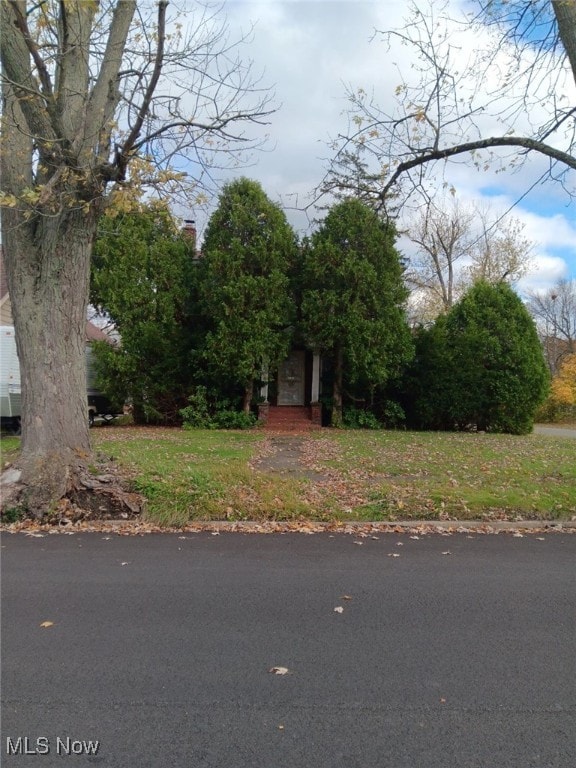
[91, 205, 197, 424]
[301, 198, 412, 426]
[197, 178, 297, 412]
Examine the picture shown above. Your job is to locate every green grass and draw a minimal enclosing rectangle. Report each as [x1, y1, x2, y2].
[329, 430, 576, 521]
[93, 427, 263, 526]
[0, 436, 21, 465]
[2, 426, 575, 525]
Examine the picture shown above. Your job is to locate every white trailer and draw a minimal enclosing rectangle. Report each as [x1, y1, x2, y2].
[0, 326, 120, 432]
[0, 326, 21, 431]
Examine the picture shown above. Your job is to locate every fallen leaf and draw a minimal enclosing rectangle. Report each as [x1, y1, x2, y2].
[334, 606, 344, 613]
[40, 621, 54, 628]
[269, 666, 290, 675]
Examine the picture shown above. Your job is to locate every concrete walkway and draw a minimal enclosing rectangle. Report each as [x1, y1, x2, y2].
[533, 424, 576, 438]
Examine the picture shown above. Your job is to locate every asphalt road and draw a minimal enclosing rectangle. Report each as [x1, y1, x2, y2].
[1, 531, 575, 768]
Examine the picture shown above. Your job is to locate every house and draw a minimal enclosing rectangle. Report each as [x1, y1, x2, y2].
[258, 348, 323, 429]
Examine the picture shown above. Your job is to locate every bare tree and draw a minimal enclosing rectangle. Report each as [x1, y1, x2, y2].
[463, 211, 533, 287]
[527, 278, 576, 371]
[405, 198, 532, 324]
[406, 199, 475, 320]
[326, 1, 576, 210]
[0, 0, 273, 515]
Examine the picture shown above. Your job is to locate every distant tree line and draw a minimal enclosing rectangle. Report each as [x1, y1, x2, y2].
[91, 178, 551, 435]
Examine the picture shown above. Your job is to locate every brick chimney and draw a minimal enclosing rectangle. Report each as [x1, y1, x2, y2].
[181, 219, 197, 249]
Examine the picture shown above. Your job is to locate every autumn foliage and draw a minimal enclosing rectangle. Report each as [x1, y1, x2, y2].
[538, 354, 576, 422]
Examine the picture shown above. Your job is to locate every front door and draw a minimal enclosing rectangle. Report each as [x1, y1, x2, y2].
[277, 350, 305, 406]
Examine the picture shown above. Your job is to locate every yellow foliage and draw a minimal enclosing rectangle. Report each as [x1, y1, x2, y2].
[550, 354, 576, 406]
[103, 156, 187, 218]
[0, 192, 19, 208]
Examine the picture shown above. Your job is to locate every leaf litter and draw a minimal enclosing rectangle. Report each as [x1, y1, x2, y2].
[2, 517, 573, 537]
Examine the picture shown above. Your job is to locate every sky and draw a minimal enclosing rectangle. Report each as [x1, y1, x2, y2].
[181, 0, 576, 295]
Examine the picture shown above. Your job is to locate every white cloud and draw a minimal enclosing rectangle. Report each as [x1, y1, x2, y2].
[518, 255, 569, 295]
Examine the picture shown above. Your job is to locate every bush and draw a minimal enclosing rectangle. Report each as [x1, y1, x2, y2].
[401, 318, 454, 431]
[382, 400, 406, 429]
[343, 406, 382, 430]
[179, 386, 212, 428]
[210, 410, 257, 430]
[402, 283, 549, 434]
[444, 282, 549, 434]
[180, 387, 256, 430]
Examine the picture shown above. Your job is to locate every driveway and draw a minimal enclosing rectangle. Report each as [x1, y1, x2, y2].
[2, 531, 575, 767]
[534, 424, 576, 438]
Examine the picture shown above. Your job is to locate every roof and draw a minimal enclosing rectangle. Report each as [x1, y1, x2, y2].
[85, 320, 114, 343]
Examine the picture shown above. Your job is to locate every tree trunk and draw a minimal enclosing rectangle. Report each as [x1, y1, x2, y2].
[2, 209, 142, 519]
[3, 210, 91, 512]
[243, 381, 254, 414]
[554, 1, 576, 88]
[331, 346, 344, 427]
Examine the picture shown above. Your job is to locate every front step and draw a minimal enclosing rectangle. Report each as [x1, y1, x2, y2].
[262, 406, 318, 431]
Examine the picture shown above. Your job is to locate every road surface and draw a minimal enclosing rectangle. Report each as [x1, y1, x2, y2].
[2, 531, 575, 767]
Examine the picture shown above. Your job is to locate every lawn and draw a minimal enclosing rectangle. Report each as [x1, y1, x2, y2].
[2, 426, 575, 525]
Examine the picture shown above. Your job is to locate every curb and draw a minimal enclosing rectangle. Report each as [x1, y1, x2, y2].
[3, 519, 575, 535]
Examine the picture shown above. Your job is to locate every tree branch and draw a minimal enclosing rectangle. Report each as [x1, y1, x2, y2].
[11, 0, 53, 100]
[119, 0, 168, 165]
[84, 0, 137, 161]
[380, 135, 576, 202]
[0, 1, 59, 157]
[131, 109, 274, 152]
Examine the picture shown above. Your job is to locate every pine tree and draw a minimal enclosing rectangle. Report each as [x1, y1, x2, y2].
[91, 205, 197, 424]
[301, 198, 412, 426]
[198, 179, 297, 413]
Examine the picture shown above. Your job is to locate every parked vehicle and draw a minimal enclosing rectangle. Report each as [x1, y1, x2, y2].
[0, 326, 121, 432]
[0, 326, 21, 433]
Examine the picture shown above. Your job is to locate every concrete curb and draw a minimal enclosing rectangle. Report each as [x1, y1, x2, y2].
[4, 518, 573, 535]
